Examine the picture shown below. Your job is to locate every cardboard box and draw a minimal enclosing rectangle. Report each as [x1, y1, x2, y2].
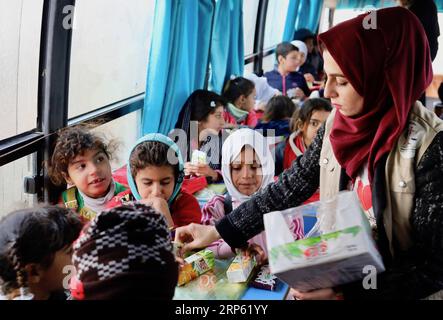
[178, 249, 215, 286]
[264, 191, 385, 292]
[226, 254, 256, 283]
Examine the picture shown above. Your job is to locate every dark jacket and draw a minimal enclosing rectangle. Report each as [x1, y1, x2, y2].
[410, 0, 440, 61]
[264, 69, 310, 97]
[254, 119, 291, 138]
[216, 125, 443, 299]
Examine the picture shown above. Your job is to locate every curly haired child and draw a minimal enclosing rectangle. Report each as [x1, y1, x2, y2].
[47, 126, 128, 221]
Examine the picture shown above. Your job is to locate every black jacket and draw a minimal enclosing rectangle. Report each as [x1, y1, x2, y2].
[410, 0, 440, 61]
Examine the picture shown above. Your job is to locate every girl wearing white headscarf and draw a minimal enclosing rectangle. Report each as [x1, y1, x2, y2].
[292, 40, 317, 83]
[244, 73, 280, 112]
[201, 129, 304, 259]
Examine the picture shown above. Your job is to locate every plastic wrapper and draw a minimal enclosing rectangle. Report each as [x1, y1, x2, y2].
[264, 191, 385, 292]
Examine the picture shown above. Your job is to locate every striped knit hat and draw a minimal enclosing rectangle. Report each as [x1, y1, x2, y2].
[70, 203, 178, 300]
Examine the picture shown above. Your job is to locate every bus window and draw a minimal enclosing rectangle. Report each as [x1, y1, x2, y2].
[263, 0, 290, 50]
[243, 0, 260, 57]
[68, 0, 155, 118]
[0, 154, 37, 218]
[0, 0, 43, 141]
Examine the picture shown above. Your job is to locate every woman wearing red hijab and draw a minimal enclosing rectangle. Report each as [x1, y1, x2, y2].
[174, 7, 443, 300]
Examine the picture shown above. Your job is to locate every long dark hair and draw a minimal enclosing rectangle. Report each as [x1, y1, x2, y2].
[0, 206, 82, 296]
[262, 96, 296, 122]
[290, 98, 332, 132]
[175, 90, 225, 132]
[222, 77, 255, 105]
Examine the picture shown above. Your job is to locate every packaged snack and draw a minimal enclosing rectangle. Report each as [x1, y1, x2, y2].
[191, 150, 207, 165]
[250, 265, 277, 291]
[226, 253, 256, 283]
[178, 249, 215, 286]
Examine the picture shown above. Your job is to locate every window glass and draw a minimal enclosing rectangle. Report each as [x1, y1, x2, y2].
[263, 0, 290, 49]
[262, 54, 276, 73]
[243, 0, 260, 56]
[68, 0, 155, 118]
[91, 110, 142, 170]
[0, 154, 37, 219]
[0, 0, 43, 140]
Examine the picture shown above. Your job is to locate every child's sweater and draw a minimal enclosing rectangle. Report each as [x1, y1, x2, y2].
[107, 190, 202, 228]
[62, 181, 127, 222]
[201, 195, 304, 259]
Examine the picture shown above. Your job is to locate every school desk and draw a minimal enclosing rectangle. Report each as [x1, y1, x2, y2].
[173, 258, 289, 300]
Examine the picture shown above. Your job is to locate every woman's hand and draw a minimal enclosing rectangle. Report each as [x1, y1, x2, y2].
[290, 288, 340, 300]
[175, 223, 221, 253]
[140, 197, 174, 228]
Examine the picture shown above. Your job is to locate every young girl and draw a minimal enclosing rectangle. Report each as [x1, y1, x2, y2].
[264, 42, 311, 100]
[254, 95, 296, 138]
[283, 98, 332, 171]
[201, 129, 304, 259]
[174, 90, 226, 182]
[47, 126, 128, 222]
[126, 133, 202, 229]
[222, 76, 258, 128]
[0, 206, 82, 300]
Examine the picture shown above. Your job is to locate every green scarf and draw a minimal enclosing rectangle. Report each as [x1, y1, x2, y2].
[227, 103, 249, 122]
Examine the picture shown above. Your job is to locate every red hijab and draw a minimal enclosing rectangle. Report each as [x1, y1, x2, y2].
[318, 7, 433, 183]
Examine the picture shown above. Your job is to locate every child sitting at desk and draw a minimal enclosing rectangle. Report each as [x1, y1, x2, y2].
[123, 133, 202, 229]
[201, 129, 304, 259]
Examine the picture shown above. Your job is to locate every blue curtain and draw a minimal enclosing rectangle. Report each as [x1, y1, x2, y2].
[142, 0, 215, 135]
[283, 0, 324, 41]
[336, 0, 397, 9]
[283, 0, 301, 41]
[209, 0, 245, 94]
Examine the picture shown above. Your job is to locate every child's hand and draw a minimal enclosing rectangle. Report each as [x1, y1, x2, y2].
[293, 87, 306, 99]
[140, 197, 174, 228]
[304, 73, 315, 83]
[244, 244, 267, 266]
[185, 163, 218, 180]
[184, 162, 200, 176]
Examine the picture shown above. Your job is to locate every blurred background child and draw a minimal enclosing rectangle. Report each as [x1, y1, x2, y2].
[264, 42, 310, 100]
[222, 76, 258, 128]
[255, 95, 297, 138]
[0, 207, 82, 300]
[175, 90, 226, 182]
